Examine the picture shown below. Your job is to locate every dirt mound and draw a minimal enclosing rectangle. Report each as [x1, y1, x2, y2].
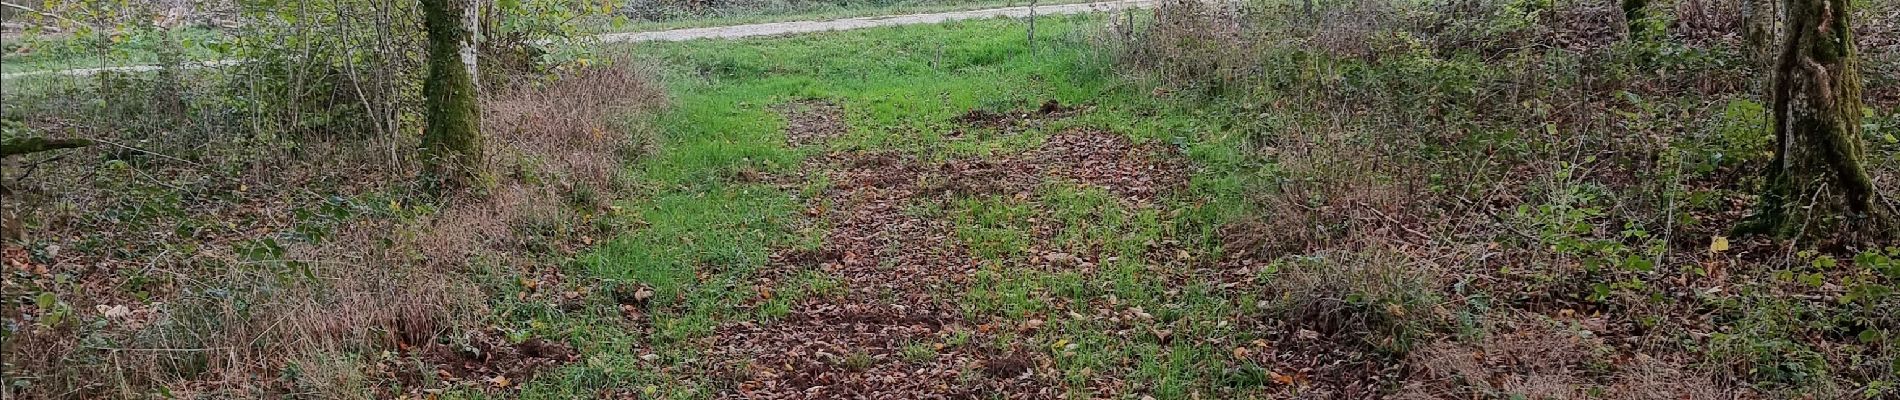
[710, 150, 1056, 399]
[401, 329, 577, 393]
[919, 157, 1043, 198]
[779, 100, 850, 147]
[708, 106, 1196, 398]
[1033, 129, 1190, 202]
[954, 99, 1087, 132]
[918, 128, 1188, 202]
[1398, 316, 1727, 399]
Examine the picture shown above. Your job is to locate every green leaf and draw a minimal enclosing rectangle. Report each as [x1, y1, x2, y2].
[1799, 272, 1824, 287]
[35, 292, 56, 309]
[1811, 256, 1838, 269]
[1859, 329, 1883, 344]
[1622, 254, 1654, 272]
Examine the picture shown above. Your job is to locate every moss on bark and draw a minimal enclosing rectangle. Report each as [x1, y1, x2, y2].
[1742, 0, 1890, 239]
[421, 0, 484, 190]
[1, 137, 92, 158]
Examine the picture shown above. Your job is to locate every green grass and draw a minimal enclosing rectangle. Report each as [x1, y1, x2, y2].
[488, 14, 1313, 398]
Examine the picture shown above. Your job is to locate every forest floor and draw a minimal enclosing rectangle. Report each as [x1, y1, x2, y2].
[4, 5, 1895, 400]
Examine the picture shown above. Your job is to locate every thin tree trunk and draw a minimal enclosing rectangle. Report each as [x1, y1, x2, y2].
[1027, 0, 1036, 53]
[1744, 0, 1887, 238]
[421, 0, 484, 189]
[1622, 0, 1648, 40]
[1744, 0, 1775, 64]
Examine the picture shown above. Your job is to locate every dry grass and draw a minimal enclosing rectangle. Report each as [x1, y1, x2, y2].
[0, 59, 664, 398]
[1399, 314, 1730, 399]
[484, 58, 668, 196]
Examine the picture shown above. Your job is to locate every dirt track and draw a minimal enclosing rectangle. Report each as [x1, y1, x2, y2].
[597, 0, 1153, 42]
[0, 0, 1154, 79]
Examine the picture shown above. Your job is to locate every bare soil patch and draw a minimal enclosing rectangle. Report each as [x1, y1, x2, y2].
[712, 149, 1056, 399]
[952, 99, 1088, 134]
[922, 128, 1188, 203]
[707, 102, 1201, 399]
[778, 100, 849, 148]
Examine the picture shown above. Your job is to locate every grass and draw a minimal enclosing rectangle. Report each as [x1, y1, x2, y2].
[495, 14, 1332, 398]
[511, 3, 1900, 397]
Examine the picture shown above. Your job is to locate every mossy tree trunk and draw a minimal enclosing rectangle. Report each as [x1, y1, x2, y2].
[1744, 0, 1889, 239]
[421, 0, 483, 190]
[1744, 0, 1776, 64]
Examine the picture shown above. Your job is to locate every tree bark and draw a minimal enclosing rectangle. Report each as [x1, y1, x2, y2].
[1, 137, 92, 158]
[421, 0, 484, 189]
[1744, 0, 1775, 65]
[462, 0, 483, 89]
[1743, 0, 1888, 238]
[1622, 0, 1649, 40]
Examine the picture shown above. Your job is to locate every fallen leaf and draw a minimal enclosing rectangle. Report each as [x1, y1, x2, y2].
[487, 375, 511, 388]
[1270, 371, 1296, 386]
[96, 305, 132, 319]
[1710, 236, 1730, 253]
[1296, 329, 1320, 341]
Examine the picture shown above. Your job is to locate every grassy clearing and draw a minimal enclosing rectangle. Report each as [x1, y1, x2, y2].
[513, 2, 1900, 397]
[499, 14, 1360, 398]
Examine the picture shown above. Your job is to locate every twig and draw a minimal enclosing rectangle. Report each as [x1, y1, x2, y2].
[89, 138, 200, 167]
[1780, 181, 1827, 270]
[9, 150, 74, 185]
[1354, 201, 1431, 241]
[84, 345, 233, 352]
[0, 1, 86, 29]
[1654, 148, 1683, 269]
[1455, 195, 1540, 242]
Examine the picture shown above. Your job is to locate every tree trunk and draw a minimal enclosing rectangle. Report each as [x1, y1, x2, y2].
[1622, 0, 1648, 40]
[421, 0, 483, 189]
[1744, 0, 1888, 239]
[1743, 0, 1775, 64]
[462, 0, 483, 89]
[1026, 0, 1036, 53]
[1, 137, 92, 158]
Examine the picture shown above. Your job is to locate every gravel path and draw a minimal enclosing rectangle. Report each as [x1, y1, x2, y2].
[1, 0, 1154, 79]
[598, 0, 1153, 42]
